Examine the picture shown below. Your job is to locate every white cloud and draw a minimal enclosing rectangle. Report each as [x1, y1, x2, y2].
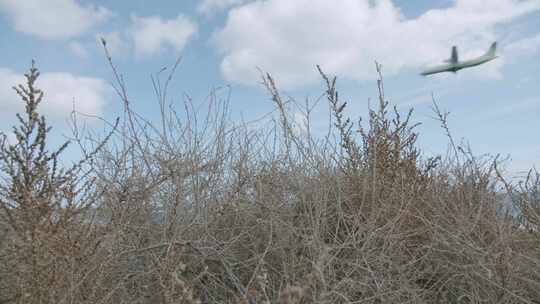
[97, 31, 129, 57]
[214, 0, 540, 87]
[457, 33, 540, 80]
[0, 0, 111, 39]
[505, 33, 540, 58]
[197, 0, 251, 15]
[68, 41, 89, 59]
[292, 111, 309, 137]
[0, 68, 110, 119]
[131, 14, 197, 57]
[456, 33, 540, 80]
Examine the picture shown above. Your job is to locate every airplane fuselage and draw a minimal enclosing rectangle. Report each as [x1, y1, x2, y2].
[421, 54, 498, 76]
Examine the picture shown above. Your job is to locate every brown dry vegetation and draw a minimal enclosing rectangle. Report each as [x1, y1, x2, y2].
[0, 57, 539, 304]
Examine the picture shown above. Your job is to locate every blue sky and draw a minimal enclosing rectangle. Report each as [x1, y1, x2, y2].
[0, 0, 539, 177]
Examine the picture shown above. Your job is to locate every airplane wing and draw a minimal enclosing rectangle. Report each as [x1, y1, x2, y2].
[444, 46, 458, 64]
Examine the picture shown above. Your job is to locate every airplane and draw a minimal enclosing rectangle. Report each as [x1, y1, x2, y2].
[420, 42, 498, 76]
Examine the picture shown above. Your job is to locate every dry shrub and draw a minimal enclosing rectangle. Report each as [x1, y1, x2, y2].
[0, 57, 539, 304]
[0, 63, 116, 304]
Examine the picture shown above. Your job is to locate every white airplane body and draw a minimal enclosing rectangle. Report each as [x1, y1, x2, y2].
[421, 42, 498, 76]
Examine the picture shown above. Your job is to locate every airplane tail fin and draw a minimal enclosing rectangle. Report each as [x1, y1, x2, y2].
[485, 42, 497, 57]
